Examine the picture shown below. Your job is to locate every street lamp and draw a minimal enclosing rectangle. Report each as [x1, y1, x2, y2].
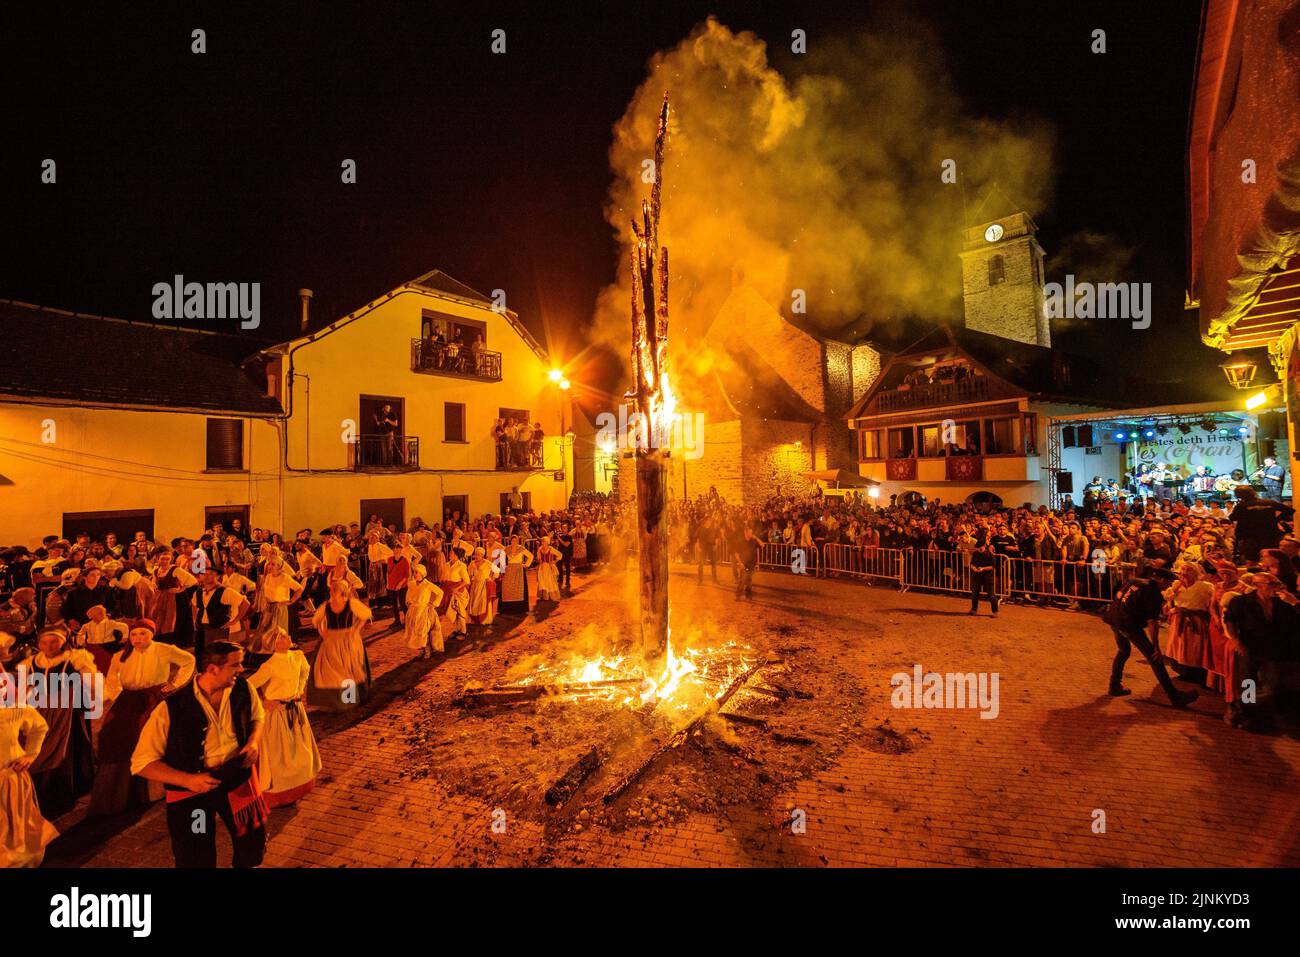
[1220, 356, 1259, 390]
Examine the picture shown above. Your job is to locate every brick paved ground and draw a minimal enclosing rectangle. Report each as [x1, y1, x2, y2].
[45, 565, 1300, 868]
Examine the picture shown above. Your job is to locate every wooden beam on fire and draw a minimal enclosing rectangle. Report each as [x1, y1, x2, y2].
[601, 658, 774, 804]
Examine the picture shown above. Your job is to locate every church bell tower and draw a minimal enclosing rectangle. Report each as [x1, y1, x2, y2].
[959, 209, 1051, 348]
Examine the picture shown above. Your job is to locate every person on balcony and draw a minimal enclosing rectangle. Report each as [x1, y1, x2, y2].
[372, 405, 399, 467]
[470, 334, 485, 375]
[530, 423, 545, 468]
[515, 421, 535, 469]
[491, 418, 507, 468]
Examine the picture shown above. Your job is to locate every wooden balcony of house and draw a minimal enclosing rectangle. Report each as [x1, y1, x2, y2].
[858, 453, 1039, 485]
[876, 375, 990, 413]
[410, 338, 503, 381]
[354, 434, 420, 471]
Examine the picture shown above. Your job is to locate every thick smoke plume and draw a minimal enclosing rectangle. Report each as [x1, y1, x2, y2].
[593, 16, 1055, 370]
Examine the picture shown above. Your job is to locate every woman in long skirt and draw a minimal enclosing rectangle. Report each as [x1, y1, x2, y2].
[0, 678, 59, 867]
[88, 619, 194, 816]
[431, 545, 455, 618]
[1207, 563, 1249, 697]
[145, 551, 196, 646]
[251, 557, 304, 653]
[1162, 565, 1216, 684]
[248, 628, 321, 807]
[365, 532, 392, 610]
[25, 628, 98, 818]
[309, 581, 372, 709]
[466, 549, 498, 627]
[535, 536, 562, 602]
[497, 537, 533, 616]
[404, 565, 445, 658]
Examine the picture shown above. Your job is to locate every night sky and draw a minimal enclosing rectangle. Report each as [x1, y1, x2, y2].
[0, 1, 1219, 392]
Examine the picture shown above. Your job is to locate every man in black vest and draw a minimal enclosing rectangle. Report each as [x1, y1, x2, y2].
[131, 640, 267, 868]
[1105, 567, 1198, 707]
[192, 568, 250, 666]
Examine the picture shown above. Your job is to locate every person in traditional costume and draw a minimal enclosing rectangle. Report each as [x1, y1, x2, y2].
[1162, 564, 1216, 686]
[309, 580, 372, 709]
[1207, 562, 1249, 698]
[193, 568, 251, 668]
[445, 550, 471, 639]
[0, 636, 59, 867]
[131, 640, 268, 867]
[294, 542, 326, 609]
[326, 556, 364, 598]
[466, 548, 498, 629]
[251, 556, 304, 652]
[88, 619, 195, 816]
[535, 536, 562, 602]
[75, 604, 129, 674]
[24, 627, 98, 818]
[365, 531, 393, 613]
[60, 566, 112, 633]
[404, 565, 445, 658]
[146, 549, 197, 648]
[247, 628, 320, 807]
[497, 537, 534, 616]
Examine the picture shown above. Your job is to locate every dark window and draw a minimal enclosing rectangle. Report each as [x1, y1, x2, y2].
[206, 418, 244, 471]
[62, 509, 155, 544]
[445, 402, 466, 442]
[887, 427, 915, 458]
[442, 494, 468, 523]
[988, 255, 1005, 286]
[360, 498, 404, 532]
[205, 505, 249, 534]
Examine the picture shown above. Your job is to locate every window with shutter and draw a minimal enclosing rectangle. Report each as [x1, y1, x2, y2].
[206, 418, 245, 470]
[445, 402, 466, 443]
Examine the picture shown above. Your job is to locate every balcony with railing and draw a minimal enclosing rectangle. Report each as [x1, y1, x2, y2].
[354, 434, 420, 471]
[411, 338, 502, 381]
[877, 375, 990, 413]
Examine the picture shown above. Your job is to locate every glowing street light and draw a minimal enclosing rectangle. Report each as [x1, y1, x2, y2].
[559, 378, 570, 391]
[548, 368, 564, 383]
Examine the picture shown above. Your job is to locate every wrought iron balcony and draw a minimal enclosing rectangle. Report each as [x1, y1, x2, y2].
[354, 434, 419, 471]
[411, 338, 502, 381]
[877, 376, 990, 413]
[494, 442, 544, 471]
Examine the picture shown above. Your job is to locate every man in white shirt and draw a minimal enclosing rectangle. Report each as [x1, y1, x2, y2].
[132, 640, 266, 868]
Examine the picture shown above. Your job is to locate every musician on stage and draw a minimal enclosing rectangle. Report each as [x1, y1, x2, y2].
[1253, 456, 1286, 501]
[1130, 463, 1155, 501]
[1188, 464, 1216, 504]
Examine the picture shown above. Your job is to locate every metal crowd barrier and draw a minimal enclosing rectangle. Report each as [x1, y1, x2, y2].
[680, 540, 1143, 612]
[902, 548, 979, 597]
[758, 541, 821, 574]
[822, 544, 905, 585]
[1000, 557, 1135, 606]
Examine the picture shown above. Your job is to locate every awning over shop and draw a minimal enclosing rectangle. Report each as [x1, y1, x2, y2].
[802, 469, 879, 488]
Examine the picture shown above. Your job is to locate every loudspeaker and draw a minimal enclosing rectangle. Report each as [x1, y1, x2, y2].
[1056, 471, 1074, 494]
[1077, 424, 1093, 447]
[1062, 426, 1077, 448]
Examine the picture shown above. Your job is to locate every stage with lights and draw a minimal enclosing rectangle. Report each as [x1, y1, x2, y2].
[1045, 390, 1291, 505]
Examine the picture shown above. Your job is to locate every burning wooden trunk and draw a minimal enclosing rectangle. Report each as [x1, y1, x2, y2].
[630, 94, 673, 670]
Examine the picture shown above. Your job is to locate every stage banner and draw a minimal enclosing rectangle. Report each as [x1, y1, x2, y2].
[1134, 434, 1248, 478]
[887, 458, 917, 481]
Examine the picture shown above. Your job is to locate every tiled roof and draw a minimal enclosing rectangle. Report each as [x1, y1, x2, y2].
[0, 299, 282, 415]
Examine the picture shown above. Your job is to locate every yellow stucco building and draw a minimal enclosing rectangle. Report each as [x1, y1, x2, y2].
[0, 270, 572, 547]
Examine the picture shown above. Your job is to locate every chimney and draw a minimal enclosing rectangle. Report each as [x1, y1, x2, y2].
[298, 288, 313, 333]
